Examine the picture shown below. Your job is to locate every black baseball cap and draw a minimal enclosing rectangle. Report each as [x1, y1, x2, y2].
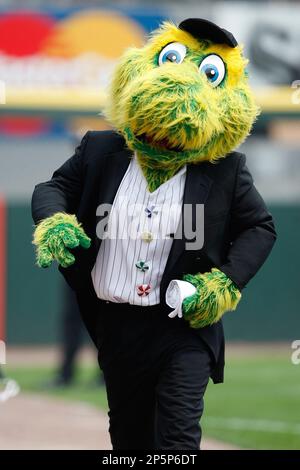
[179, 18, 238, 48]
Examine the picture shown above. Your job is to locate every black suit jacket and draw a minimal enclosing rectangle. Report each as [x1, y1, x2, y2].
[31, 130, 276, 383]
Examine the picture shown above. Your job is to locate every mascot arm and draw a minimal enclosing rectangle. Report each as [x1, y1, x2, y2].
[219, 154, 277, 290]
[31, 132, 91, 268]
[182, 155, 277, 329]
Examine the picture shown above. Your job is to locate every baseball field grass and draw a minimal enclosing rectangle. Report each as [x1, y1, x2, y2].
[5, 350, 300, 450]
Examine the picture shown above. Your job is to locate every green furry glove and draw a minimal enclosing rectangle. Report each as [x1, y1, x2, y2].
[182, 268, 241, 329]
[33, 212, 91, 268]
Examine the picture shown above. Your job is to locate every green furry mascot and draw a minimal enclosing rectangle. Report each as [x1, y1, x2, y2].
[32, 17, 276, 450]
[32, 19, 260, 329]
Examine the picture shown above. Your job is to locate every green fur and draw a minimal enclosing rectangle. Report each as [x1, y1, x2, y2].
[182, 268, 241, 328]
[106, 22, 259, 191]
[33, 212, 91, 268]
[135, 151, 185, 192]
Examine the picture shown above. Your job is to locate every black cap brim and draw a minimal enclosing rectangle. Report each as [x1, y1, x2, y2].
[179, 18, 238, 48]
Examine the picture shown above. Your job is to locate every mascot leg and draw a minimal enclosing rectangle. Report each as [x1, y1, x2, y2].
[98, 300, 212, 450]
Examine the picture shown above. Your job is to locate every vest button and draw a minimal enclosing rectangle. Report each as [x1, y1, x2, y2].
[141, 231, 153, 242]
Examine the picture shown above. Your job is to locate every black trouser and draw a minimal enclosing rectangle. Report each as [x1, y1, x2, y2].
[96, 300, 213, 450]
[60, 286, 84, 382]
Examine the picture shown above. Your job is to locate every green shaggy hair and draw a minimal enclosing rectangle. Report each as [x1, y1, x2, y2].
[33, 212, 91, 268]
[182, 268, 241, 328]
[105, 21, 259, 191]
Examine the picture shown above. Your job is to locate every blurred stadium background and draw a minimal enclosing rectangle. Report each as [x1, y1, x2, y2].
[0, 0, 300, 450]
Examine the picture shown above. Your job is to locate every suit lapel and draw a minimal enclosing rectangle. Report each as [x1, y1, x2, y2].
[95, 147, 133, 250]
[162, 162, 213, 278]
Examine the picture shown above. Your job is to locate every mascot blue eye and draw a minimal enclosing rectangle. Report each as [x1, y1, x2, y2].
[202, 64, 219, 82]
[161, 50, 181, 64]
[158, 42, 187, 66]
[199, 54, 225, 88]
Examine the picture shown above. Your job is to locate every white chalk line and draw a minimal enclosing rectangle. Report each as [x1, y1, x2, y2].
[205, 417, 300, 435]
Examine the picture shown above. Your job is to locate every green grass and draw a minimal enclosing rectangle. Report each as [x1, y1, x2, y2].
[4, 365, 108, 409]
[5, 353, 300, 450]
[202, 356, 300, 449]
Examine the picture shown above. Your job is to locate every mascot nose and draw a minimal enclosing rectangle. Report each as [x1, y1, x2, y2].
[155, 61, 203, 88]
[150, 62, 213, 109]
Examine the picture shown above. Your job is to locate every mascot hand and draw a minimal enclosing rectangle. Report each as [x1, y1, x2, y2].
[182, 268, 241, 328]
[33, 212, 91, 268]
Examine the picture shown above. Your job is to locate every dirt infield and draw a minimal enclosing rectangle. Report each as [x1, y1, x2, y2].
[6, 342, 291, 366]
[0, 394, 238, 450]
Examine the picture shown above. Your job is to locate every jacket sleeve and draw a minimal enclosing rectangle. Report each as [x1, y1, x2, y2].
[31, 132, 90, 224]
[220, 154, 277, 290]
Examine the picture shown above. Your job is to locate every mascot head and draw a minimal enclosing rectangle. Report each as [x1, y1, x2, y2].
[105, 18, 259, 191]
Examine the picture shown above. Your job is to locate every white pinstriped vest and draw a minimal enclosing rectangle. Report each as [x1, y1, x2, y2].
[91, 153, 187, 306]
